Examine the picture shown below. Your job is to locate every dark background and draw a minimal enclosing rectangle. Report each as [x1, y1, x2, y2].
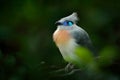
[0, 0, 120, 80]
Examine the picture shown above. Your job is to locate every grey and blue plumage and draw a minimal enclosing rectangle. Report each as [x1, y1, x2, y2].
[53, 12, 96, 67]
[70, 26, 95, 55]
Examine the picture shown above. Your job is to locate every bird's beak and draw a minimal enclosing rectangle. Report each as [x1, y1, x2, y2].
[55, 21, 62, 26]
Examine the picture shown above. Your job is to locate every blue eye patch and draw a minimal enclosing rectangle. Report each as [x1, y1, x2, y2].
[62, 21, 73, 26]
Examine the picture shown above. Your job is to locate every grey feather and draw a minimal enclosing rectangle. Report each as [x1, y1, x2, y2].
[57, 12, 78, 23]
[70, 26, 96, 55]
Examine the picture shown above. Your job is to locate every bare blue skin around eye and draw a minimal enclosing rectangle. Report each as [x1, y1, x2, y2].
[68, 22, 73, 26]
[63, 21, 68, 26]
[63, 21, 73, 26]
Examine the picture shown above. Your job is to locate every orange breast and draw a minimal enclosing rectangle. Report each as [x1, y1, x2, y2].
[53, 30, 71, 45]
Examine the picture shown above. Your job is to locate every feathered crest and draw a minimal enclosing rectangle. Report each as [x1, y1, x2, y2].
[58, 12, 79, 23]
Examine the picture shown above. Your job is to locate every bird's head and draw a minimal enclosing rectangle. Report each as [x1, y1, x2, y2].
[55, 12, 78, 30]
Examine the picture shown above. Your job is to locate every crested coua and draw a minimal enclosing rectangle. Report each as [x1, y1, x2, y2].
[53, 12, 95, 69]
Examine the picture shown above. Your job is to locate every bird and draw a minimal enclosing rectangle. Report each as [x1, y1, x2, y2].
[53, 12, 96, 71]
[52, 13, 120, 79]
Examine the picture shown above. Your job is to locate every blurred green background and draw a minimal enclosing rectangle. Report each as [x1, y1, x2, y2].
[0, 0, 120, 80]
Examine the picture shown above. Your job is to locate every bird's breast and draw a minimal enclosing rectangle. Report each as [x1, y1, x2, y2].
[53, 29, 79, 62]
[53, 29, 71, 46]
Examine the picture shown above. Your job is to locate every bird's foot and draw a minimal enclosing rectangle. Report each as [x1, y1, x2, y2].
[50, 63, 81, 77]
[65, 63, 74, 72]
[64, 63, 81, 75]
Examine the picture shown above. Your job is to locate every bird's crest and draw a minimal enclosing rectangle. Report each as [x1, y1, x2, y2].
[58, 12, 79, 23]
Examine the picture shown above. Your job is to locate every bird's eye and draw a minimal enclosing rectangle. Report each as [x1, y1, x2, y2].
[63, 21, 73, 26]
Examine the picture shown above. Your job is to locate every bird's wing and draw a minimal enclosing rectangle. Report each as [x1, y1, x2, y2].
[71, 27, 96, 56]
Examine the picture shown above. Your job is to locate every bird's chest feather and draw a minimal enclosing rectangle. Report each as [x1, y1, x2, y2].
[53, 29, 79, 62]
[53, 29, 71, 46]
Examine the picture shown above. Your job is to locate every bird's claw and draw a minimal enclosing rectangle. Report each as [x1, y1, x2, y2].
[65, 63, 74, 72]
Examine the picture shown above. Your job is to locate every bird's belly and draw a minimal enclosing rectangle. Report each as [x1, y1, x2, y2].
[57, 39, 79, 63]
